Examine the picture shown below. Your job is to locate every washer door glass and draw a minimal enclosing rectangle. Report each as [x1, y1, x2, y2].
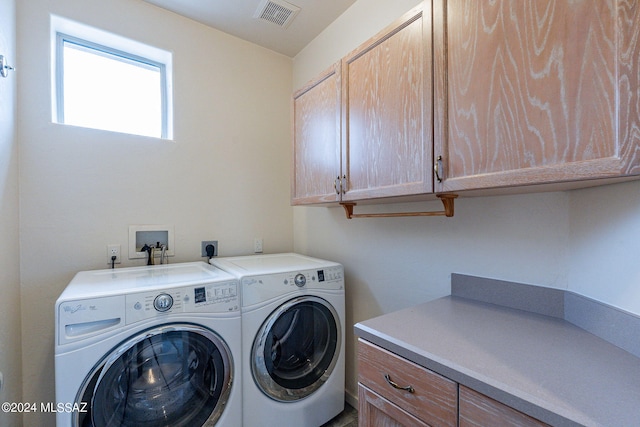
[252, 296, 340, 401]
[75, 324, 233, 427]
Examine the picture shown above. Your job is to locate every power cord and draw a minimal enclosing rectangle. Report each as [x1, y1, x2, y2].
[111, 255, 117, 269]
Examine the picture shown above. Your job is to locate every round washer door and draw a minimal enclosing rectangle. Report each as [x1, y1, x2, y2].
[252, 296, 341, 402]
[74, 323, 233, 427]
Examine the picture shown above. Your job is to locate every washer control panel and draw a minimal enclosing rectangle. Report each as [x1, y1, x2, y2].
[126, 280, 239, 324]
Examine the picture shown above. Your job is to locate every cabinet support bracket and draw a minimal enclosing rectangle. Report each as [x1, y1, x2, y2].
[340, 194, 458, 219]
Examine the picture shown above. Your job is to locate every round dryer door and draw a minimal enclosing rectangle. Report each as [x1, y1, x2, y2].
[74, 324, 233, 427]
[252, 296, 341, 401]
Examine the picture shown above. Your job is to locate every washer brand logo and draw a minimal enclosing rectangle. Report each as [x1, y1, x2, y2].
[243, 279, 258, 286]
[62, 304, 97, 314]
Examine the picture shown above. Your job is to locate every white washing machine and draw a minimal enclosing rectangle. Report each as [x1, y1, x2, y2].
[55, 262, 242, 427]
[210, 253, 345, 427]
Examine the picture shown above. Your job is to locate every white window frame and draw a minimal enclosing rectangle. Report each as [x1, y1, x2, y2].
[51, 15, 174, 140]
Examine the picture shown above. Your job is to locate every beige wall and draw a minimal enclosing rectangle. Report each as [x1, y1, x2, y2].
[17, 0, 293, 424]
[0, 0, 22, 425]
[568, 181, 640, 309]
[292, 0, 640, 406]
[10, 0, 640, 424]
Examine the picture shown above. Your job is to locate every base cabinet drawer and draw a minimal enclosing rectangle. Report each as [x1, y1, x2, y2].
[459, 386, 549, 427]
[358, 339, 457, 426]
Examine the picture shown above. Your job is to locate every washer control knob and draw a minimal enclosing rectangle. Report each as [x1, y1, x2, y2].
[154, 293, 173, 312]
[294, 273, 306, 287]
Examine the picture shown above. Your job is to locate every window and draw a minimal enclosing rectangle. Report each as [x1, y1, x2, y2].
[52, 16, 173, 139]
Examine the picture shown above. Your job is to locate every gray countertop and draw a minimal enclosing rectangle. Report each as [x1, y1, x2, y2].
[355, 295, 640, 426]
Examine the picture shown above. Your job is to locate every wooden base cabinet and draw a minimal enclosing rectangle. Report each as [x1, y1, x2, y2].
[358, 339, 550, 427]
[357, 339, 457, 427]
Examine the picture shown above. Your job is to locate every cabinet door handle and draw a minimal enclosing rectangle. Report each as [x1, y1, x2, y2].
[334, 176, 340, 194]
[434, 155, 443, 183]
[384, 374, 415, 393]
[341, 175, 346, 194]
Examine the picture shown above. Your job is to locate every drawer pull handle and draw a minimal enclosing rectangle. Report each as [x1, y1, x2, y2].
[384, 374, 415, 393]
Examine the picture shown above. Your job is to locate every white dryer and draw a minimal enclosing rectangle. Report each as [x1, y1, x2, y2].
[55, 262, 241, 427]
[210, 253, 345, 427]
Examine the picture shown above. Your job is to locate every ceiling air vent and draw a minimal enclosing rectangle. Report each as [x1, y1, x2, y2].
[254, 0, 300, 28]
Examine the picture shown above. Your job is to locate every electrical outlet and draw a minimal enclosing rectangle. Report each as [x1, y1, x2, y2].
[107, 244, 121, 264]
[201, 241, 218, 258]
[254, 238, 263, 253]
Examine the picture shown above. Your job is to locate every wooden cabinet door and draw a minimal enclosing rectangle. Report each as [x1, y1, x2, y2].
[359, 385, 431, 427]
[292, 62, 341, 205]
[342, 4, 433, 201]
[433, 0, 640, 192]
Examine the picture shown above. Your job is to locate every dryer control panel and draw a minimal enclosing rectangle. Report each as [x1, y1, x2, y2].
[126, 280, 239, 324]
[242, 266, 344, 308]
[281, 266, 343, 289]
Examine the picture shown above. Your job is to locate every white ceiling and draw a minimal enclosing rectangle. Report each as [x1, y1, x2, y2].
[142, 0, 357, 57]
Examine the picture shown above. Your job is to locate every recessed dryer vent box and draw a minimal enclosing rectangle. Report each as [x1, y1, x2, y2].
[129, 225, 175, 259]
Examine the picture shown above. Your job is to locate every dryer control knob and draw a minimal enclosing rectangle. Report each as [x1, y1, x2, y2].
[154, 293, 174, 312]
[294, 273, 306, 287]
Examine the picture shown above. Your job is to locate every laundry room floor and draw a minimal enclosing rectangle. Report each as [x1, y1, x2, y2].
[321, 403, 358, 427]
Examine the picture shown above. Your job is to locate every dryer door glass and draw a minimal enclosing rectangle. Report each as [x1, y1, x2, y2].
[75, 324, 233, 427]
[253, 296, 340, 401]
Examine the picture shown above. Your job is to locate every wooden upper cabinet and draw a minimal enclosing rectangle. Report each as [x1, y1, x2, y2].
[342, 4, 433, 201]
[293, 1, 640, 207]
[433, 0, 640, 192]
[292, 62, 341, 205]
